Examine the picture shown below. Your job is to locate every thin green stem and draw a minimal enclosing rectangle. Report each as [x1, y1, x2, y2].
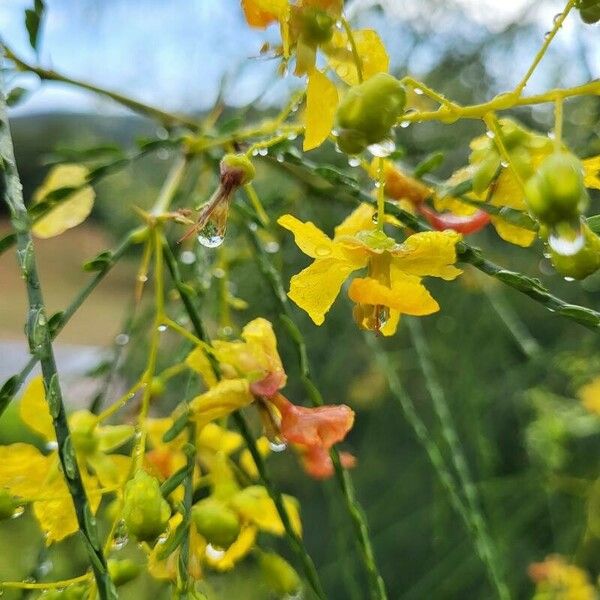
[554, 96, 564, 151]
[340, 17, 363, 83]
[3, 44, 199, 130]
[161, 239, 327, 600]
[0, 230, 136, 416]
[513, 0, 576, 96]
[0, 91, 116, 599]
[365, 335, 508, 597]
[406, 318, 509, 600]
[239, 204, 388, 600]
[376, 157, 385, 231]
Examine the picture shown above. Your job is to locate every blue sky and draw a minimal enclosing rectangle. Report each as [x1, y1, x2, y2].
[1, 0, 598, 117]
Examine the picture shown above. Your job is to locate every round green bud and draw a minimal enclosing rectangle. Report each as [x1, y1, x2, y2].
[150, 377, 165, 398]
[258, 551, 302, 596]
[336, 73, 406, 153]
[192, 498, 241, 548]
[549, 222, 600, 280]
[220, 153, 256, 187]
[525, 152, 587, 225]
[578, 0, 600, 23]
[300, 7, 334, 45]
[108, 558, 141, 587]
[0, 489, 20, 520]
[123, 471, 171, 543]
[69, 411, 99, 456]
[335, 128, 369, 155]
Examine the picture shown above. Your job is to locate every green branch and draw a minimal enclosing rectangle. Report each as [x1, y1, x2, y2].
[0, 93, 116, 599]
[161, 240, 327, 600]
[3, 44, 200, 131]
[272, 153, 600, 333]
[238, 203, 388, 600]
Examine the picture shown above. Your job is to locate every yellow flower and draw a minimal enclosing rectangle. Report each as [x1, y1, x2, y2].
[278, 203, 462, 335]
[578, 378, 600, 415]
[0, 376, 132, 543]
[529, 555, 596, 600]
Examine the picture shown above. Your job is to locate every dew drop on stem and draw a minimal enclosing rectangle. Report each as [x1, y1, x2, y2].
[368, 138, 395, 157]
[548, 220, 585, 256]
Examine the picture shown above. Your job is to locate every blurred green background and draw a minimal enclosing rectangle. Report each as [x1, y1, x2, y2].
[1, 1, 600, 599]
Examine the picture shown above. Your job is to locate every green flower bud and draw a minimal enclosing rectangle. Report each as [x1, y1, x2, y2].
[192, 498, 241, 548]
[525, 152, 587, 225]
[108, 558, 141, 587]
[220, 153, 256, 188]
[258, 551, 302, 596]
[577, 0, 600, 23]
[299, 7, 334, 45]
[69, 411, 99, 456]
[123, 471, 171, 542]
[336, 73, 406, 154]
[548, 222, 600, 280]
[0, 489, 20, 520]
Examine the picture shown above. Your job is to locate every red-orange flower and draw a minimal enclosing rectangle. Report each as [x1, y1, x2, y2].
[301, 445, 356, 480]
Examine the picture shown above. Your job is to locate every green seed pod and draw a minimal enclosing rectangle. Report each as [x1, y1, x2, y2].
[108, 558, 141, 587]
[335, 73, 406, 154]
[525, 152, 587, 225]
[220, 153, 256, 187]
[0, 489, 20, 520]
[548, 222, 600, 280]
[472, 154, 500, 195]
[258, 551, 302, 597]
[577, 0, 600, 23]
[123, 471, 171, 543]
[192, 498, 241, 548]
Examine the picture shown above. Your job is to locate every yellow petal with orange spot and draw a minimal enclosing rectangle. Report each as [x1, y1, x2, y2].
[304, 69, 338, 151]
[392, 231, 462, 281]
[348, 275, 439, 316]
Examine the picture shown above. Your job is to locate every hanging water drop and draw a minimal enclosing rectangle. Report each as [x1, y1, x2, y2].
[198, 227, 225, 249]
[348, 157, 361, 167]
[264, 241, 280, 254]
[115, 333, 130, 346]
[548, 220, 585, 256]
[367, 138, 395, 157]
[206, 543, 226, 560]
[269, 439, 288, 453]
[400, 120, 410, 128]
[414, 87, 424, 95]
[11, 505, 25, 519]
[157, 325, 167, 333]
[179, 250, 196, 265]
[258, 148, 268, 156]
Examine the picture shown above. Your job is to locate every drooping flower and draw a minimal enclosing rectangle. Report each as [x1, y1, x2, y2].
[278, 203, 462, 335]
[528, 555, 596, 600]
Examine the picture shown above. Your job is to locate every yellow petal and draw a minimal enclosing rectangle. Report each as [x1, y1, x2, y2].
[146, 417, 187, 451]
[380, 309, 401, 336]
[583, 155, 600, 190]
[96, 424, 135, 453]
[392, 231, 463, 281]
[189, 379, 254, 429]
[579, 378, 600, 415]
[87, 452, 131, 489]
[490, 216, 536, 247]
[241, 0, 287, 28]
[349, 275, 439, 316]
[490, 167, 527, 211]
[0, 443, 53, 498]
[334, 203, 376, 239]
[207, 525, 257, 572]
[326, 29, 388, 85]
[34, 467, 101, 545]
[303, 69, 338, 151]
[278, 214, 334, 258]
[197, 422, 243, 456]
[19, 375, 55, 442]
[229, 485, 301, 537]
[185, 346, 218, 389]
[32, 164, 95, 238]
[288, 257, 363, 325]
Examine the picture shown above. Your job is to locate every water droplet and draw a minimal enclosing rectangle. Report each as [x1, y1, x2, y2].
[137, 274, 148, 283]
[38, 559, 53, 576]
[276, 154, 285, 163]
[400, 121, 410, 128]
[548, 220, 585, 256]
[553, 13, 562, 24]
[112, 525, 129, 551]
[414, 87, 424, 95]
[348, 157, 361, 167]
[376, 306, 389, 330]
[258, 148, 268, 156]
[544, 30, 552, 40]
[315, 245, 332, 257]
[206, 543, 226, 560]
[367, 138, 395, 157]
[264, 241, 280, 253]
[180, 250, 196, 265]
[269, 440, 288, 452]
[198, 229, 225, 248]
[287, 133, 298, 141]
[564, 276, 575, 282]
[157, 325, 167, 332]
[213, 267, 226, 279]
[218, 325, 234, 337]
[547, 131, 555, 140]
[45, 440, 58, 451]
[486, 131, 495, 139]
[115, 333, 130, 346]
[11, 505, 25, 519]
[500, 160, 509, 168]
[157, 148, 170, 160]
[249, 222, 258, 232]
